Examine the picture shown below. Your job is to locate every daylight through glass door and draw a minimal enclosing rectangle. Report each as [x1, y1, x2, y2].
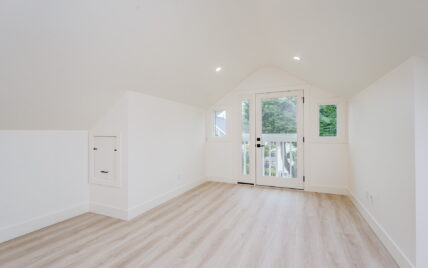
[261, 97, 298, 178]
[255, 90, 304, 189]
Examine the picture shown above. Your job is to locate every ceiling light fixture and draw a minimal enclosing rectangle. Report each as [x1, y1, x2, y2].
[293, 56, 301, 61]
[215, 66, 222, 72]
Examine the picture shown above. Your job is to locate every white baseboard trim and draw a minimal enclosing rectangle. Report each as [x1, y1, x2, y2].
[207, 178, 347, 195]
[347, 190, 414, 268]
[206, 176, 236, 184]
[89, 202, 128, 220]
[304, 184, 348, 195]
[0, 203, 88, 244]
[127, 179, 206, 220]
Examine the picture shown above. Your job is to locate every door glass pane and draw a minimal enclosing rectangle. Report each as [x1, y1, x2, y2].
[262, 141, 297, 178]
[262, 97, 296, 134]
[241, 100, 250, 175]
[261, 97, 297, 178]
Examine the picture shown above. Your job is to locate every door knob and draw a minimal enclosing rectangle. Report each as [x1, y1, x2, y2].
[256, 144, 265, 148]
[100, 170, 109, 174]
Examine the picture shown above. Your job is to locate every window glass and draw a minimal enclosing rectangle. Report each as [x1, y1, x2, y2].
[214, 110, 226, 136]
[241, 100, 250, 175]
[319, 105, 337, 137]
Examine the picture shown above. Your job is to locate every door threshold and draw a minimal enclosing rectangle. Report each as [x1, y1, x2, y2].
[255, 184, 304, 191]
[237, 182, 255, 186]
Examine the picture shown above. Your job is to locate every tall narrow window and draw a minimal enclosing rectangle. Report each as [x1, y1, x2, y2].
[241, 100, 250, 175]
[214, 110, 226, 136]
[319, 104, 337, 137]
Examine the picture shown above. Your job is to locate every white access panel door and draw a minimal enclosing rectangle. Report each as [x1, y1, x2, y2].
[93, 136, 118, 185]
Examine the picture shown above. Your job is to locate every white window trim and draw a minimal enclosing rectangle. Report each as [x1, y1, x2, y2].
[311, 99, 347, 144]
[209, 107, 228, 140]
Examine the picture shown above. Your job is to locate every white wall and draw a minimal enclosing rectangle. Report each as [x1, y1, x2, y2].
[304, 86, 349, 194]
[87, 91, 206, 220]
[414, 58, 428, 268]
[206, 66, 349, 194]
[0, 131, 89, 243]
[348, 59, 416, 267]
[89, 94, 129, 219]
[127, 91, 206, 219]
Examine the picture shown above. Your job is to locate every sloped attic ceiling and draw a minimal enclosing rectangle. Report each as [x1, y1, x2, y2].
[1, 0, 427, 129]
[258, 0, 428, 96]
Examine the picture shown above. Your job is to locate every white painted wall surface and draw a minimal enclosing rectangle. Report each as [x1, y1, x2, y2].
[89, 94, 129, 219]
[127, 91, 206, 219]
[0, 131, 89, 243]
[414, 58, 428, 268]
[349, 59, 416, 267]
[206, 66, 349, 194]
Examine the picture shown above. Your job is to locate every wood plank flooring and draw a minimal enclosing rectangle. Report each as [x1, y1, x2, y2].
[0, 182, 398, 268]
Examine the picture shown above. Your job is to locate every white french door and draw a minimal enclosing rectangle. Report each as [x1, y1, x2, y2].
[255, 90, 304, 189]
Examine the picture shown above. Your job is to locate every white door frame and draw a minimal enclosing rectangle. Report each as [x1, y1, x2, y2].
[254, 90, 304, 189]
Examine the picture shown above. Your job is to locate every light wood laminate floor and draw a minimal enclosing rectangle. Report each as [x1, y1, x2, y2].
[0, 182, 397, 268]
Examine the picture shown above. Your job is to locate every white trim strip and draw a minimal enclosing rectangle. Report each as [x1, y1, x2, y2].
[348, 190, 414, 268]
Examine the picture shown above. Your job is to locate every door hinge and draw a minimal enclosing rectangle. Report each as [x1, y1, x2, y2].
[302, 97, 305, 103]
[303, 137, 305, 143]
[303, 176, 306, 182]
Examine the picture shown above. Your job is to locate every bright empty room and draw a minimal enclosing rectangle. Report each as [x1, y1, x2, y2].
[0, 1, 427, 267]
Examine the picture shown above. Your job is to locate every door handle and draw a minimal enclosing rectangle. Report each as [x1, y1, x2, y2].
[256, 144, 265, 148]
[100, 170, 109, 174]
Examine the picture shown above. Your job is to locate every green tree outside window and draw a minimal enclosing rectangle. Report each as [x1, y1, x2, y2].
[319, 105, 337, 136]
[262, 97, 297, 134]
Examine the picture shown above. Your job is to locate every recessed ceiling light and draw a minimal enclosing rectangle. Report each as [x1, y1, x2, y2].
[215, 66, 222, 72]
[293, 56, 301, 61]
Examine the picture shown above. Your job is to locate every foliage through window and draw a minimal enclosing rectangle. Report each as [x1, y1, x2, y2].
[214, 110, 227, 136]
[262, 97, 297, 134]
[319, 105, 337, 137]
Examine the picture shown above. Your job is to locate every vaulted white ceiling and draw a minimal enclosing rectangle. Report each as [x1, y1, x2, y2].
[1, 0, 427, 129]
